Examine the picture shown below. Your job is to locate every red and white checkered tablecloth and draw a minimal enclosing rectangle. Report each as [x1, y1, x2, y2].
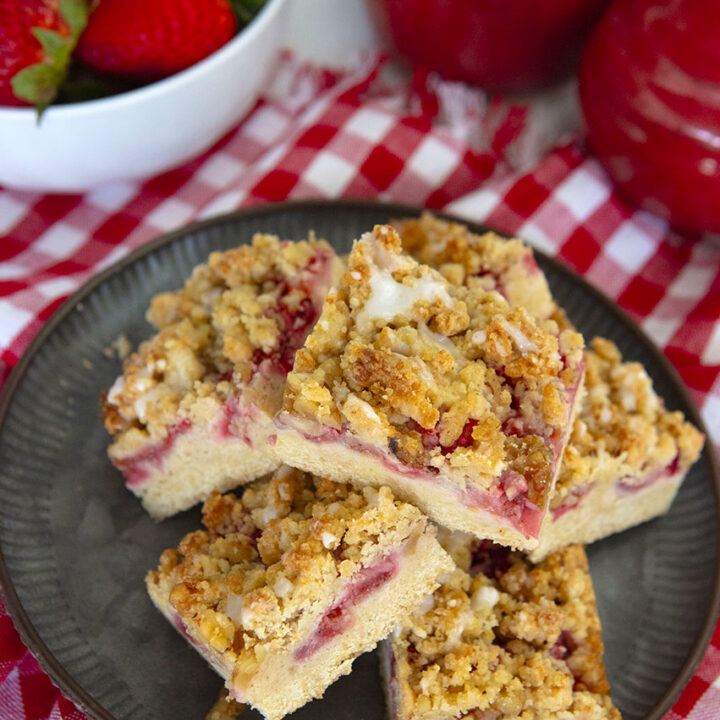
[1, 53, 719, 720]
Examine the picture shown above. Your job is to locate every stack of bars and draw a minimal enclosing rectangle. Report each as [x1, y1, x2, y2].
[103, 214, 704, 720]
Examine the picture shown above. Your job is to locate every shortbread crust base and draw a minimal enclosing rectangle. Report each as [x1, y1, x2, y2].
[274, 426, 538, 550]
[111, 404, 279, 520]
[530, 470, 685, 562]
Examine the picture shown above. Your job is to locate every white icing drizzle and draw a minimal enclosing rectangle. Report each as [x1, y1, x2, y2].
[415, 593, 436, 615]
[225, 593, 245, 625]
[471, 584, 500, 612]
[500, 319, 538, 353]
[356, 269, 452, 330]
[472, 330, 487, 346]
[351, 396, 384, 423]
[418, 322, 464, 367]
[107, 376, 125, 404]
[272, 577, 294, 598]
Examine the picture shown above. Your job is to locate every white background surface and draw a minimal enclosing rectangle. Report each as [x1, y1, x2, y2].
[285, 0, 383, 66]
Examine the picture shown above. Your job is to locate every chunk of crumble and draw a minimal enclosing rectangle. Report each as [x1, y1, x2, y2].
[394, 213, 555, 321]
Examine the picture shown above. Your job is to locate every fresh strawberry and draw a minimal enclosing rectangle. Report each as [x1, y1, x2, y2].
[0, 0, 88, 110]
[76, 0, 238, 80]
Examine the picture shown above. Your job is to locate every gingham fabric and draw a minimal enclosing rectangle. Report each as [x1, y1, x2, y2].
[1, 54, 719, 720]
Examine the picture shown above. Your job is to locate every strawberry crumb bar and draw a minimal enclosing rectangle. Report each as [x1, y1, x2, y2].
[102, 234, 342, 519]
[273, 225, 585, 550]
[395, 213, 555, 321]
[395, 216, 703, 559]
[146, 467, 453, 720]
[531, 337, 704, 561]
[380, 533, 621, 720]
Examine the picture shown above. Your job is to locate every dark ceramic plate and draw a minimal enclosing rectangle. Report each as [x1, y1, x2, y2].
[1, 201, 718, 720]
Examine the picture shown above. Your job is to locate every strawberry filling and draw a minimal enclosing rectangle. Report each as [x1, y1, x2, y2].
[470, 541, 512, 580]
[218, 394, 254, 445]
[251, 296, 317, 376]
[549, 630, 578, 661]
[172, 612, 231, 677]
[616, 454, 680, 495]
[551, 455, 682, 519]
[549, 630, 585, 689]
[277, 416, 544, 538]
[114, 418, 192, 488]
[414, 418, 542, 533]
[405, 416, 544, 536]
[251, 248, 335, 377]
[462, 476, 543, 537]
[410, 418, 479, 455]
[294, 550, 399, 661]
[473, 267, 508, 301]
[115, 393, 261, 489]
[551, 484, 592, 521]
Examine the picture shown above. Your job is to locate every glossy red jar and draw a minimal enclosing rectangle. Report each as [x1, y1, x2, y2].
[579, 0, 720, 234]
[374, 0, 610, 93]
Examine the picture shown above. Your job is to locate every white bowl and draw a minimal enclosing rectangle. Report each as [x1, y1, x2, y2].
[0, 0, 290, 193]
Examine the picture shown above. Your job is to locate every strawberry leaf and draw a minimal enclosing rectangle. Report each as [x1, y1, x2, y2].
[59, 0, 89, 39]
[12, 0, 89, 117]
[32, 28, 72, 66]
[229, 0, 267, 27]
[11, 64, 64, 115]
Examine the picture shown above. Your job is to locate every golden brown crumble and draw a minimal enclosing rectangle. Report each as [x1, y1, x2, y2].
[388, 533, 621, 720]
[103, 333, 132, 360]
[394, 214, 554, 321]
[205, 688, 245, 720]
[281, 225, 584, 503]
[102, 234, 340, 442]
[554, 337, 704, 509]
[146, 467, 434, 676]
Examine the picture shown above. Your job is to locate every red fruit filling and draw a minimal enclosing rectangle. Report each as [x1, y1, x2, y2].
[616, 454, 680, 495]
[469, 541, 512, 580]
[549, 630, 584, 688]
[441, 418, 479, 455]
[116, 392, 261, 489]
[552, 483, 592, 521]
[549, 630, 578, 661]
[114, 419, 192, 487]
[463, 479, 543, 538]
[473, 267, 508, 301]
[294, 551, 399, 661]
[409, 415, 545, 535]
[278, 416, 544, 537]
[251, 249, 334, 377]
[172, 612, 229, 676]
[252, 295, 318, 376]
[217, 395, 254, 445]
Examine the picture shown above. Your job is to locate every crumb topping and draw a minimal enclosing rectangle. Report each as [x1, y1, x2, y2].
[146, 468, 431, 677]
[102, 234, 340, 441]
[282, 225, 584, 504]
[554, 337, 704, 508]
[394, 213, 555, 321]
[205, 688, 245, 720]
[390, 534, 621, 720]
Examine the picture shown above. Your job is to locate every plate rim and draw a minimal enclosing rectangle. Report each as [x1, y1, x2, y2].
[0, 198, 718, 720]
